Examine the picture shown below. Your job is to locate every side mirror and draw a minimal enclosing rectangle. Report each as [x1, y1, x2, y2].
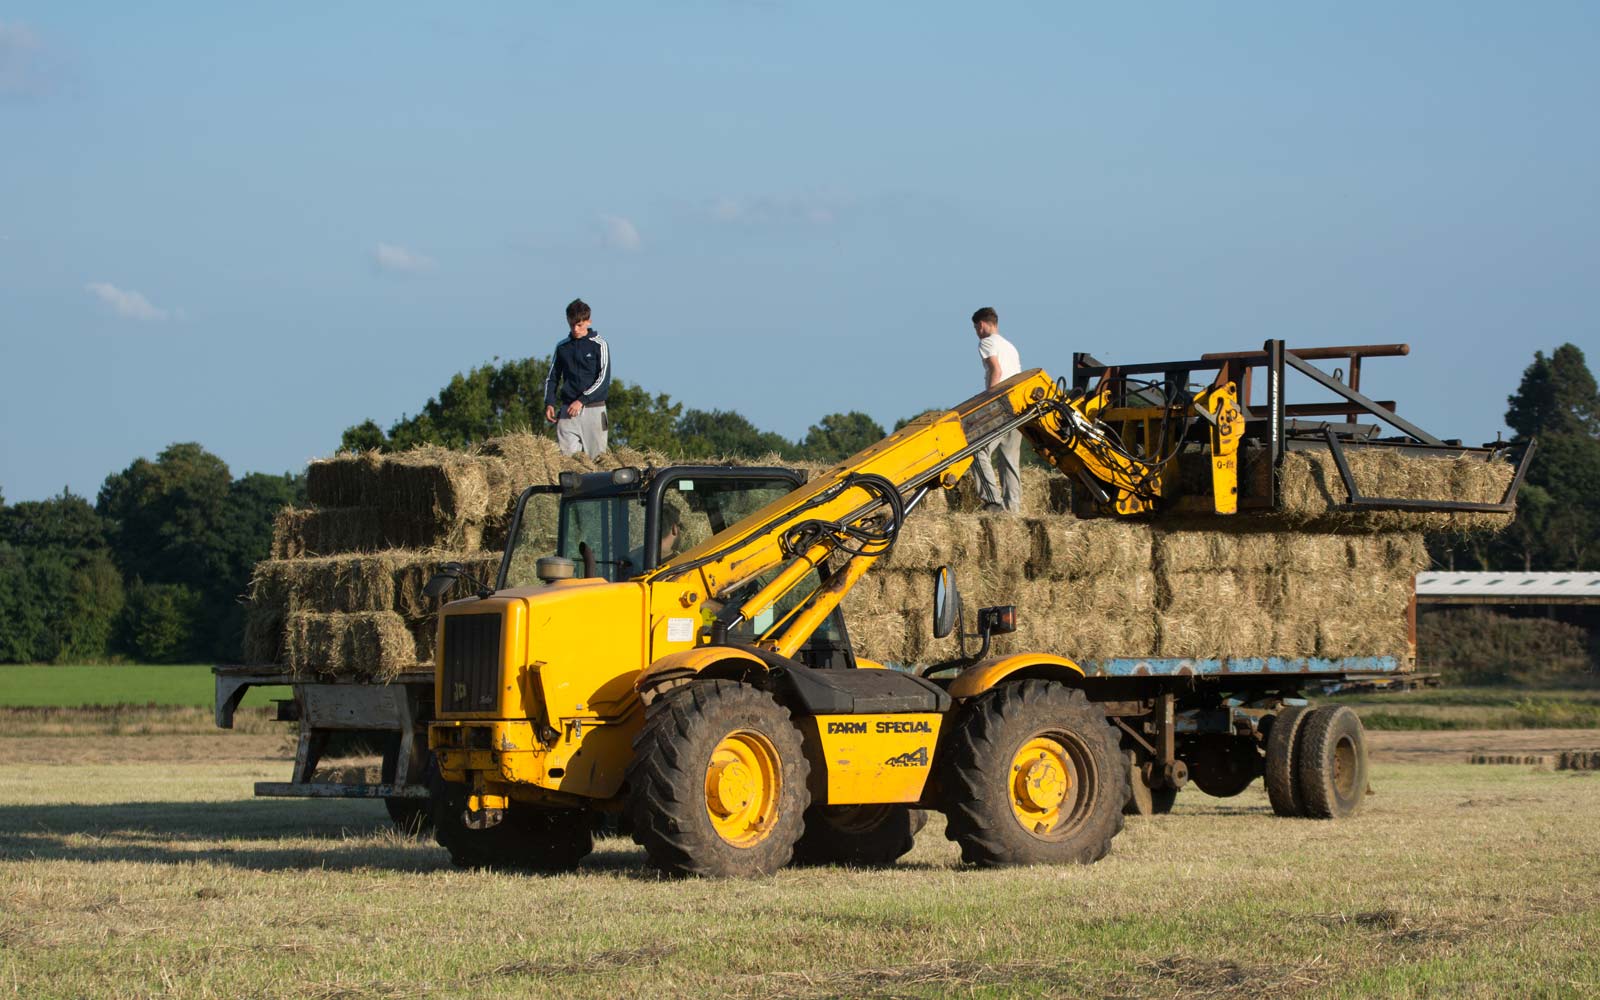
[423, 562, 464, 599]
[933, 566, 963, 639]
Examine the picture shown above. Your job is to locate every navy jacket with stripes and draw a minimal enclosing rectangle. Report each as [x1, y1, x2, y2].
[544, 331, 611, 407]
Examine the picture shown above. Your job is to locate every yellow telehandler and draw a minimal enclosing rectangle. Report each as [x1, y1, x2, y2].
[422, 342, 1527, 875]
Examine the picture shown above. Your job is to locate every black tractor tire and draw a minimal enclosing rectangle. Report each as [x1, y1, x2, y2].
[792, 804, 927, 867]
[1264, 705, 1312, 817]
[382, 734, 434, 834]
[1187, 735, 1264, 799]
[942, 681, 1127, 867]
[1122, 751, 1178, 816]
[431, 774, 593, 872]
[1294, 706, 1369, 819]
[625, 679, 810, 878]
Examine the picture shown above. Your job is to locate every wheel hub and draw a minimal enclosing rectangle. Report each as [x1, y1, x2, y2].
[703, 730, 781, 847]
[1018, 757, 1068, 811]
[707, 760, 755, 815]
[1010, 736, 1076, 833]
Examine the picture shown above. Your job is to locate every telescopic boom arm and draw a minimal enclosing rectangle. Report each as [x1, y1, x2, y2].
[646, 368, 1242, 660]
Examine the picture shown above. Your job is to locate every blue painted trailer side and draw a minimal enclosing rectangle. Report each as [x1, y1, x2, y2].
[1077, 655, 1400, 678]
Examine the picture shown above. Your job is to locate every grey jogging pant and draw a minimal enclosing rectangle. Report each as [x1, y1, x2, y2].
[555, 404, 609, 458]
[974, 428, 1022, 513]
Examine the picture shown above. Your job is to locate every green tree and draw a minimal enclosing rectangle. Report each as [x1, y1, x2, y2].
[119, 581, 203, 663]
[0, 492, 125, 663]
[1455, 343, 1600, 571]
[799, 412, 887, 463]
[673, 409, 794, 459]
[97, 445, 302, 660]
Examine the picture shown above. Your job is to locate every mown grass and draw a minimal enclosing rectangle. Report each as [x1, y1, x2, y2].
[0, 664, 289, 708]
[1, 745, 1597, 998]
[1331, 687, 1600, 731]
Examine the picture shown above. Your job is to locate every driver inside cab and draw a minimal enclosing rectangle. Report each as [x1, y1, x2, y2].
[622, 503, 681, 577]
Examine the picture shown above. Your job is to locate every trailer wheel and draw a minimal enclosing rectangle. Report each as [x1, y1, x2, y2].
[1294, 706, 1368, 819]
[1265, 705, 1312, 817]
[943, 681, 1126, 867]
[792, 804, 927, 867]
[381, 734, 433, 834]
[1122, 752, 1177, 816]
[625, 679, 810, 878]
[431, 776, 593, 872]
[1187, 736, 1263, 798]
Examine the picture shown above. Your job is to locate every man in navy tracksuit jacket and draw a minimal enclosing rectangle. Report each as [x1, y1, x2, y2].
[543, 298, 611, 457]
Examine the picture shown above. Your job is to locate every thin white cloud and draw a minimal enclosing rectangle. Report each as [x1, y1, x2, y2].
[84, 282, 170, 322]
[601, 215, 642, 252]
[0, 21, 50, 99]
[709, 194, 841, 227]
[373, 242, 435, 273]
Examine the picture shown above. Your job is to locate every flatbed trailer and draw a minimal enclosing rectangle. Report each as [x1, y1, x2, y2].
[213, 666, 434, 827]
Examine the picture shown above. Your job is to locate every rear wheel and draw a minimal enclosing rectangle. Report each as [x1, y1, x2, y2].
[792, 804, 927, 867]
[430, 776, 593, 872]
[626, 679, 810, 877]
[1122, 751, 1178, 816]
[1265, 705, 1312, 817]
[1187, 735, 1263, 798]
[943, 681, 1126, 866]
[1295, 706, 1368, 819]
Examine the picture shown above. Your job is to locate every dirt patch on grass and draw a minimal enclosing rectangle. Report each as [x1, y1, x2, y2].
[733, 958, 1089, 999]
[0, 732, 288, 766]
[1367, 729, 1600, 764]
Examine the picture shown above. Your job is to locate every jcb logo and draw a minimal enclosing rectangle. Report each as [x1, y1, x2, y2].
[452, 682, 468, 703]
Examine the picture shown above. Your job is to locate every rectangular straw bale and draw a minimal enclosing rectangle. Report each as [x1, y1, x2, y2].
[883, 516, 985, 571]
[1282, 572, 1414, 660]
[983, 517, 1034, 569]
[1276, 449, 1515, 532]
[476, 433, 562, 494]
[305, 452, 383, 508]
[1154, 530, 1283, 576]
[282, 611, 418, 680]
[241, 608, 284, 665]
[272, 507, 486, 558]
[1033, 519, 1153, 580]
[1155, 570, 1273, 658]
[380, 447, 492, 522]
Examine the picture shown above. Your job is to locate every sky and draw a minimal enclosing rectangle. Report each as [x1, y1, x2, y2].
[2, 2, 1598, 501]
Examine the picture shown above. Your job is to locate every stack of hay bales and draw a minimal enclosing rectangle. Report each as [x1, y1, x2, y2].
[840, 449, 1512, 667]
[245, 431, 1514, 677]
[246, 434, 670, 679]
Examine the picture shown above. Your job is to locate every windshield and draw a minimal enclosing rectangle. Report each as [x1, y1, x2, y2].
[499, 471, 805, 587]
[500, 488, 562, 588]
[654, 475, 798, 569]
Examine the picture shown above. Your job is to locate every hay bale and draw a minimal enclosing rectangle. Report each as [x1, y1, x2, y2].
[883, 516, 986, 571]
[379, 447, 492, 522]
[282, 612, 418, 680]
[1275, 449, 1515, 532]
[1033, 519, 1153, 580]
[305, 452, 383, 507]
[271, 507, 487, 558]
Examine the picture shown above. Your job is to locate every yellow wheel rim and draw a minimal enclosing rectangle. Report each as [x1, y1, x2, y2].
[704, 729, 781, 847]
[1011, 736, 1076, 836]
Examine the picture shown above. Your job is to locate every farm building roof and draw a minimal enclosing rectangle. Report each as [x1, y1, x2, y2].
[1415, 571, 1600, 605]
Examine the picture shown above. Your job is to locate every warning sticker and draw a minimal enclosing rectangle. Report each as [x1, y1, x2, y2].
[666, 617, 695, 643]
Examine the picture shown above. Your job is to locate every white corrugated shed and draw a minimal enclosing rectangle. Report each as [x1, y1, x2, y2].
[1415, 571, 1600, 603]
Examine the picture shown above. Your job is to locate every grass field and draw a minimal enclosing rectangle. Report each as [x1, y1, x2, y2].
[0, 664, 287, 708]
[2, 730, 1598, 999]
[1327, 687, 1600, 731]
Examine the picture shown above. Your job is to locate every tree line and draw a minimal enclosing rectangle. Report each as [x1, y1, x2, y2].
[1, 344, 1594, 664]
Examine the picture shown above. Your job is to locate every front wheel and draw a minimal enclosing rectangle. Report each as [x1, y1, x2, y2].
[625, 679, 810, 877]
[942, 681, 1127, 867]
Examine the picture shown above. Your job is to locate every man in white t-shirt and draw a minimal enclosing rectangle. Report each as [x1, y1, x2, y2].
[971, 306, 1023, 513]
